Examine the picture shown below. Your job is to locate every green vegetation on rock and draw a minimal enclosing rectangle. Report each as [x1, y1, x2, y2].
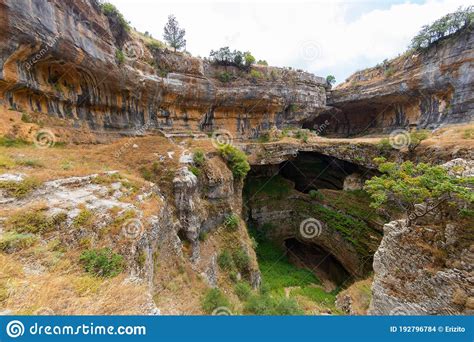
[79, 248, 124, 278]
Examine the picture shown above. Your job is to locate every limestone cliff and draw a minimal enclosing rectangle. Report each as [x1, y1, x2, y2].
[0, 0, 327, 140]
[311, 28, 473, 136]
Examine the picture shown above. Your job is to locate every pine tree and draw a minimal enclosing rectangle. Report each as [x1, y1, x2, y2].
[163, 15, 186, 51]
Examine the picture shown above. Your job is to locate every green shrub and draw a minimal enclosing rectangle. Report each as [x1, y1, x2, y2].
[217, 72, 232, 83]
[0, 136, 29, 147]
[244, 52, 256, 68]
[224, 213, 240, 230]
[189, 165, 201, 177]
[100, 2, 130, 31]
[250, 69, 263, 80]
[244, 293, 303, 315]
[326, 75, 336, 87]
[232, 248, 250, 273]
[218, 145, 250, 179]
[73, 209, 94, 229]
[376, 138, 392, 154]
[217, 250, 234, 271]
[234, 281, 252, 301]
[295, 130, 308, 143]
[410, 6, 473, 51]
[79, 248, 124, 277]
[198, 231, 208, 241]
[309, 189, 324, 201]
[0, 232, 37, 252]
[201, 288, 231, 314]
[257, 60, 268, 66]
[6, 209, 65, 234]
[193, 149, 205, 166]
[115, 49, 125, 64]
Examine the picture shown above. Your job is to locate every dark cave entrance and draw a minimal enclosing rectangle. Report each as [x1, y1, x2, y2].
[284, 238, 351, 286]
[278, 151, 368, 193]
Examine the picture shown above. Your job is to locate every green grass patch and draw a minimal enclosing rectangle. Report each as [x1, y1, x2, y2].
[244, 175, 292, 200]
[79, 248, 124, 277]
[0, 232, 37, 252]
[0, 178, 40, 198]
[201, 288, 231, 314]
[6, 209, 66, 234]
[0, 136, 30, 147]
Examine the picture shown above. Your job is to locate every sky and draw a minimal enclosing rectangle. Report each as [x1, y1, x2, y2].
[109, 0, 469, 84]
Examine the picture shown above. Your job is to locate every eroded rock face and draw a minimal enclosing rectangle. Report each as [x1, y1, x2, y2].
[0, 0, 327, 139]
[315, 29, 474, 135]
[369, 219, 473, 315]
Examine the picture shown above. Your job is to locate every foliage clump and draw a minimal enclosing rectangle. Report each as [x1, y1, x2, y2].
[6, 208, 66, 234]
[218, 145, 250, 180]
[224, 213, 240, 230]
[79, 248, 124, 277]
[201, 288, 231, 314]
[365, 158, 473, 225]
[100, 2, 130, 32]
[0, 178, 40, 198]
[209, 47, 256, 70]
[410, 6, 473, 51]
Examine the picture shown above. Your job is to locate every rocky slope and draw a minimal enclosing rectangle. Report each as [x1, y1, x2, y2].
[310, 28, 473, 136]
[0, 0, 327, 140]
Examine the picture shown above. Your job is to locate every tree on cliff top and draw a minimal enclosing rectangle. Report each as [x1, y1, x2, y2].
[410, 6, 473, 51]
[364, 158, 473, 226]
[163, 15, 186, 51]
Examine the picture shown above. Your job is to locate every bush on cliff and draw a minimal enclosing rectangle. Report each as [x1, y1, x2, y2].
[100, 2, 130, 32]
[79, 248, 124, 278]
[410, 6, 473, 51]
[201, 288, 231, 314]
[365, 158, 473, 226]
[209, 47, 256, 70]
[218, 145, 250, 180]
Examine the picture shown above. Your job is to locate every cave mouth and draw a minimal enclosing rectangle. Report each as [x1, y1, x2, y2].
[284, 238, 351, 287]
[279, 151, 367, 193]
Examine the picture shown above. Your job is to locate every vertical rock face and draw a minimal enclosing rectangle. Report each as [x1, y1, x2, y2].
[0, 0, 327, 139]
[313, 28, 474, 135]
[369, 219, 473, 315]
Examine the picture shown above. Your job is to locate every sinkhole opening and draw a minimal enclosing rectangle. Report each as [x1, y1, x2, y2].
[278, 151, 368, 193]
[284, 238, 351, 286]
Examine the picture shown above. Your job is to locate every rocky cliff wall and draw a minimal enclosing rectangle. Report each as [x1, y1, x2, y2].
[0, 0, 327, 139]
[313, 29, 473, 136]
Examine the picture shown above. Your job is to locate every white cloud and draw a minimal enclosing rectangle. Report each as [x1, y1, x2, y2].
[109, 0, 468, 83]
